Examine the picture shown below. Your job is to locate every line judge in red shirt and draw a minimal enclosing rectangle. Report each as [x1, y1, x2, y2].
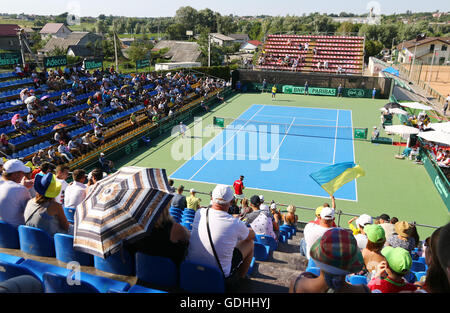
[233, 175, 245, 205]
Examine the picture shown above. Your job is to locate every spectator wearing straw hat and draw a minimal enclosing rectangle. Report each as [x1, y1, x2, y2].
[290, 228, 369, 293]
[282, 205, 298, 227]
[0, 160, 32, 227]
[367, 246, 417, 293]
[24, 172, 72, 236]
[386, 221, 416, 252]
[303, 206, 336, 260]
[186, 188, 201, 211]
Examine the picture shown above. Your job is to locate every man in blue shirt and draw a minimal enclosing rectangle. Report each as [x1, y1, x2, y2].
[372, 88, 377, 99]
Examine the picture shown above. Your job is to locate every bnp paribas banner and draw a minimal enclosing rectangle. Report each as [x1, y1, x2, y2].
[422, 151, 450, 212]
[283, 85, 337, 96]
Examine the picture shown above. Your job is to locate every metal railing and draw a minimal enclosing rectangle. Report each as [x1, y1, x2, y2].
[179, 188, 441, 233]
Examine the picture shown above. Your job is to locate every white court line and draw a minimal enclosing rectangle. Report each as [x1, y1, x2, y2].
[188, 105, 265, 180]
[172, 177, 358, 202]
[271, 117, 296, 160]
[170, 104, 264, 177]
[261, 103, 349, 112]
[332, 110, 339, 164]
[350, 110, 358, 202]
[221, 152, 332, 165]
[255, 113, 337, 122]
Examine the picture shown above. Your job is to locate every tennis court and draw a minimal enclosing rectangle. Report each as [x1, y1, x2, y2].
[170, 104, 357, 200]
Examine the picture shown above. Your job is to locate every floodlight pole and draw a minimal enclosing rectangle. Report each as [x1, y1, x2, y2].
[208, 33, 211, 67]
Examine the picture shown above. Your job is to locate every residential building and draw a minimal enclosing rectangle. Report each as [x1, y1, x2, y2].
[39, 23, 72, 39]
[397, 37, 450, 65]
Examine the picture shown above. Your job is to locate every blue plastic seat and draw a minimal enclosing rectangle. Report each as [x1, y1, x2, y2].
[414, 271, 427, 282]
[306, 267, 320, 276]
[404, 271, 417, 283]
[136, 253, 178, 289]
[181, 217, 194, 223]
[127, 284, 167, 293]
[417, 257, 426, 265]
[255, 234, 278, 252]
[254, 242, 270, 261]
[21, 259, 130, 293]
[306, 258, 317, 270]
[54, 233, 94, 266]
[94, 250, 135, 276]
[348, 275, 368, 285]
[411, 261, 426, 272]
[0, 220, 20, 249]
[43, 272, 100, 293]
[0, 252, 24, 265]
[0, 260, 41, 283]
[18, 225, 55, 257]
[248, 257, 256, 276]
[63, 207, 75, 224]
[179, 260, 225, 293]
[279, 229, 291, 240]
[278, 233, 287, 243]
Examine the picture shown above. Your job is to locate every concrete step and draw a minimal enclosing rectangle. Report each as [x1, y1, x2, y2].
[244, 262, 301, 292]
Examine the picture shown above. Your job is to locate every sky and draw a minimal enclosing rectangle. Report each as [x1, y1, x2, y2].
[2, 0, 449, 18]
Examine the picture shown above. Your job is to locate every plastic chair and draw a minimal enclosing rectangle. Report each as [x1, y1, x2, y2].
[404, 271, 417, 283]
[43, 272, 100, 293]
[255, 234, 278, 252]
[18, 225, 55, 257]
[0, 252, 24, 265]
[0, 260, 41, 283]
[417, 257, 426, 265]
[54, 233, 94, 266]
[306, 258, 317, 270]
[63, 207, 76, 224]
[179, 260, 225, 293]
[127, 284, 167, 293]
[181, 222, 192, 231]
[306, 267, 320, 276]
[254, 242, 270, 261]
[415, 271, 427, 282]
[247, 257, 256, 275]
[411, 261, 426, 273]
[0, 220, 20, 249]
[135, 253, 178, 288]
[94, 250, 135, 276]
[348, 275, 368, 285]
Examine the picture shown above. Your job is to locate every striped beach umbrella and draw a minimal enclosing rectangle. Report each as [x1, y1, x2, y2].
[73, 167, 174, 258]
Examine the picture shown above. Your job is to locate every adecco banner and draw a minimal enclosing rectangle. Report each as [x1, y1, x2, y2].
[43, 55, 67, 68]
[283, 85, 337, 96]
[84, 58, 103, 70]
[422, 152, 450, 212]
[0, 52, 22, 66]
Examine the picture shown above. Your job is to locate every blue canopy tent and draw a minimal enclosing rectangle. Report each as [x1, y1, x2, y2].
[382, 67, 400, 77]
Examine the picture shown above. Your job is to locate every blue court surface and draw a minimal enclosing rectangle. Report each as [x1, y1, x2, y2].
[170, 104, 357, 201]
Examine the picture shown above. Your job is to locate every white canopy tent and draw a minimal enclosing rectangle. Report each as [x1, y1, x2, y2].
[399, 102, 433, 111]
[418, 131, 450, 146]
[429, 122, 450, 134]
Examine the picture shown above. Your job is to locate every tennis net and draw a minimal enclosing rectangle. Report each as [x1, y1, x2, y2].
[213, 117, 368, 140]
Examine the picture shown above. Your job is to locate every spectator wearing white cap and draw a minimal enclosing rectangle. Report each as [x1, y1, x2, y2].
[371, 126, 379, 140]
[303, 206, 336, 259]
[0, 159, 32, 227]
[186, 188, 201, 211]
[186, 184, 255, 282]
[348, 214, 373, 250]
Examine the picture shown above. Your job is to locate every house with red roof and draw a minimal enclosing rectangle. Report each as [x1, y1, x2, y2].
[240, 40, 262, 53]
[0, 24, 21, 51]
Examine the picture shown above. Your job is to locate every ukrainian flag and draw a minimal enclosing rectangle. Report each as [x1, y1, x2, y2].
[310, 162, 365, 196]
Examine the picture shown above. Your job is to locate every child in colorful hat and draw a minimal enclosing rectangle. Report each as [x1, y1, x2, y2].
[367, 246, 418, 293]
[290, 228, 369, 293]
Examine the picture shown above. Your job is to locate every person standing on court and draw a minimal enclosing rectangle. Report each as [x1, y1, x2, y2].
[372, 88, 377, 99]
[444, 94, 449, 115]
[271, 85, 277, 101]
[304, 81, 309, 95]
[262, 79, 267, 93]
[233, 175, 245, 206]
[337, 84, 343, 97]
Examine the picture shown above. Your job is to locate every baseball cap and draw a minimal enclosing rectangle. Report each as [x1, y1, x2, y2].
[270, 203, 277, 210]
[260, 204, 269, 212]
[190, 188, 196, 193]
[320, 207, 335, 220]
[3, 159, 31, 174]
[250, 195, 261, 206]
[315, 206, 324, 217]
[211, 184, 234, 203]
[356, 214, 373, 227]
[259, 195, 264, 202]
[34, 173, 62, 198]
[381, 246, 412, 275]
[364, 224, 386, 244]
[100, 153, 105, 157]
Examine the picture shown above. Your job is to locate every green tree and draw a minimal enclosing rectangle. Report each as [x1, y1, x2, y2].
[336, 22, 360, 36]
[167, 23, 186, 40]
[364, 40, 383, 62]
[175, 6, 199, 32]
